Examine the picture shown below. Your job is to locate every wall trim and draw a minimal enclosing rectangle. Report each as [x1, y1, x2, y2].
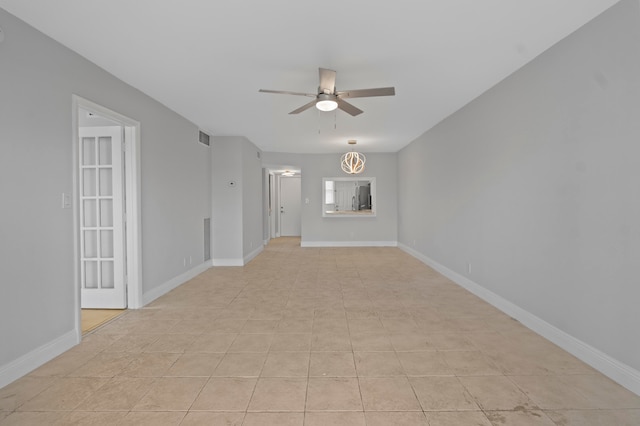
[142, 261, 211, 306]
[212, 258, 244, 267]
[212, 246, 264, 267]
[398, 243, 640, 397]
[0, 330, 78, 389]
[301, 240, 398, 248]
[244, 245, 264, 264]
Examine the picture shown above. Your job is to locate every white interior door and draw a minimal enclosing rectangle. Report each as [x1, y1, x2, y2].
[79, 126, 126, 308]
[280, 176, 301, 237]
[335, 181, 356, 211]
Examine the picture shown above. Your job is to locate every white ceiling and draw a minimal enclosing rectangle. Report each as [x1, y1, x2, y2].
[0, 0, 620, 153]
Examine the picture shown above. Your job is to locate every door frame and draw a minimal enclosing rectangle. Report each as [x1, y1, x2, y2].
[269, 172, 276, 239]
[262, 168, 273, 244]
[72, 95, 143, 340]
[262, 166, 303, 242]
[274, 173, 281, 238]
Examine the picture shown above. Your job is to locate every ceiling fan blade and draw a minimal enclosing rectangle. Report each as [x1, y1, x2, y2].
[336, 87, 395, 99]
[336, 98, 364, 116]
[259, 89, 316, 98]
[318, 68, 337, 94]
[289, 99, 318, 114]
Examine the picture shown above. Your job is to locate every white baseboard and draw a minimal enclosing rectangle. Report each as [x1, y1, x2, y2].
[212, 258, 244, 266]
[0, 330, 78, 389]
[142, 261, 211, 306]
[398, 243, 640, 396]
[0, 261, 214, 389]
[244, 245, 264, 264]
[301, 240, 398, 248]
[212, 245, 264, 267]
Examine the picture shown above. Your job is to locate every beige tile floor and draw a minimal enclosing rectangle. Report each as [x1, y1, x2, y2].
[1, 237, 639, 425]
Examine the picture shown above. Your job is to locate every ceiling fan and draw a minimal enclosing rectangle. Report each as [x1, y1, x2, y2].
[259, 68, 395, 116]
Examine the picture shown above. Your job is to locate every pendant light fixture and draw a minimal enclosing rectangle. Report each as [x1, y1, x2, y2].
[341, 140, 366, 174]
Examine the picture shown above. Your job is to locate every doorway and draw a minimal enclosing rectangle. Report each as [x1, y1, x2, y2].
[280, 176, 301, 237]
[73, 96, 142, 338]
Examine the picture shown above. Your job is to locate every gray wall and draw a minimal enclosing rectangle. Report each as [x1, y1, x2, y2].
[242, 141, 265, 258]
[212, 137, 243, 261]
[0, 9, 210, 370]
[211, 136, 263, 263]
[262, 152, 398, 245]
[398, 0, 640, 372]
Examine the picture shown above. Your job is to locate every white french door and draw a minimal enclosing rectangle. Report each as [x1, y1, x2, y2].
[79, 126, 127, 308]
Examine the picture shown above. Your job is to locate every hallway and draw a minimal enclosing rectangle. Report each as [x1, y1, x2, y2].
[1, 237, 639, 425]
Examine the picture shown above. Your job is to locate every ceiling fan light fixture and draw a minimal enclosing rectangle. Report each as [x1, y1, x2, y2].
[315, 94, 338, 112]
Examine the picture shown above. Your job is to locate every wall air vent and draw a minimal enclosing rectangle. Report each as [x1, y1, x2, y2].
[199, 131, 210, 146]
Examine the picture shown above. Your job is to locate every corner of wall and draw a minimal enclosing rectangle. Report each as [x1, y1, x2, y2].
[141, 261, 212, 306]
[243, 245, 264, 264]
[0, 330, 79, 389]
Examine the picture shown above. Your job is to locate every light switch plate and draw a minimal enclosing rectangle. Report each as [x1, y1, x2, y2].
[61, 193, 71, 209]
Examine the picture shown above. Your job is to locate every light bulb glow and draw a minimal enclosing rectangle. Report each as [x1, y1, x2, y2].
[316, 99, 338, 112]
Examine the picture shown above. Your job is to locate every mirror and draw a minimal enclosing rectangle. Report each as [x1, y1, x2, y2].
[322, 177, 376, 217]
